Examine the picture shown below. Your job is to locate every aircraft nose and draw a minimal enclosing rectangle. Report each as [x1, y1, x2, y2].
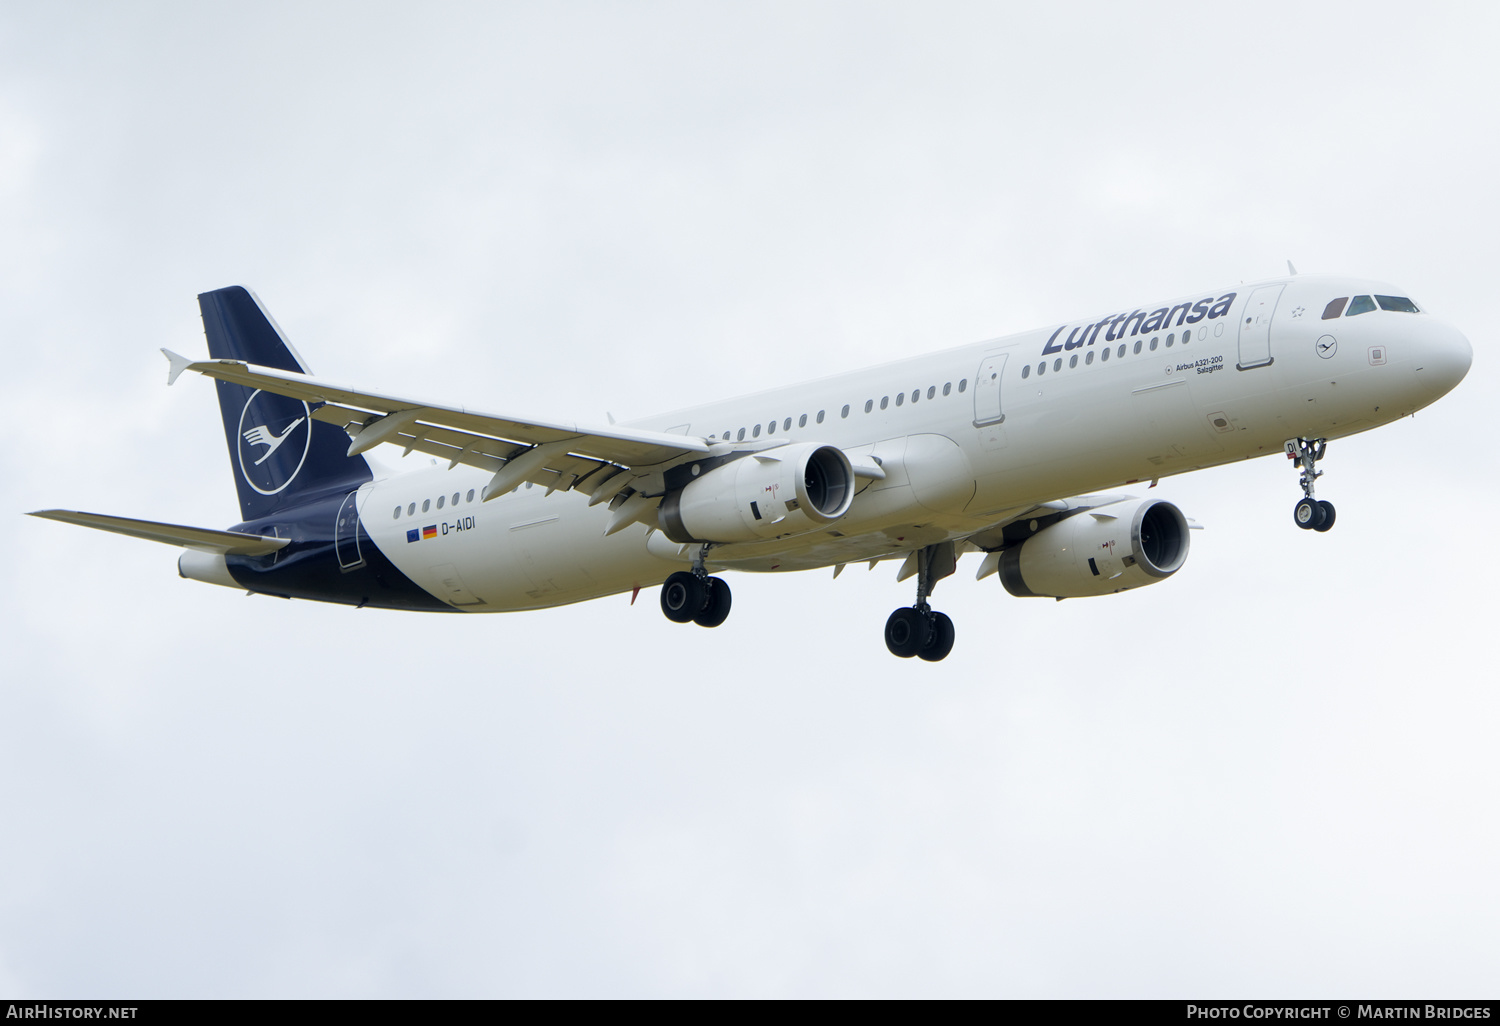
[1416, 321, 1473, 399]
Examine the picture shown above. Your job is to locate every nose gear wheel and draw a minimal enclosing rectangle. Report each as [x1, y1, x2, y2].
[1286, 437, 1336, 531]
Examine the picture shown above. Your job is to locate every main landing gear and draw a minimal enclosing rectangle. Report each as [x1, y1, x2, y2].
[1286, 437, 1336, 532]
[660, 546, 733, 628]
[884, 543, 957, 662]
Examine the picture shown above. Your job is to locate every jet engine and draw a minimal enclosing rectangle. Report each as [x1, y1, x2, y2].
[658, 443, 856, 544]
[999, 498, 1191, 598]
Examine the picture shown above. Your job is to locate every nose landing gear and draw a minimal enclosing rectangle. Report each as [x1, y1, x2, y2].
[884, 542, 957, 662]
[1287, 437, 1336, 532]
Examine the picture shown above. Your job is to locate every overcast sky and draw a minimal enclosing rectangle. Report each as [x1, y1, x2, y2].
[3, 0, 1496, 998]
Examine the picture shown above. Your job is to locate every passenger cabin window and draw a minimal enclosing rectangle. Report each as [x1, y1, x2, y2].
[466, 490, 475, 502]
[1376, 295, 1420, 312]
[1022, 364, 1031, 379]
[799, 414, 807, 427]
[841, 405, 850, 418]
[1323, 297, 1349, 319]
[943, 383, 952, 396]
[784, 417, 792, 431]
[1346, 295, 1376, 317]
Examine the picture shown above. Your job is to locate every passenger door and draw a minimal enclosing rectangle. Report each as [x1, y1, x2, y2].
[1236, 285, 1284, 370]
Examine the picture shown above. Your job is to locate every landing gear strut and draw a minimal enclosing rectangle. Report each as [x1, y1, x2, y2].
[660, 546, 733, 627]
[884, 543, 957, 662]
[1286, 437, 1336, 532]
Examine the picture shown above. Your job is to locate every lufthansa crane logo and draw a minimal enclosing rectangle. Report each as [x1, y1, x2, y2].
[237, 389, 312, 495]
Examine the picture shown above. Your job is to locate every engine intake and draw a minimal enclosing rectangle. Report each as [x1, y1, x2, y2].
[999, 498, 1191, 599]
[659, 443, 855, 544]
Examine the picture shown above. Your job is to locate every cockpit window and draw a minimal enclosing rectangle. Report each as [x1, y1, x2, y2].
[1375, 295, 1420, 313]
[1345, 295, 1376, 317]
[1322, 297, 1349, 319]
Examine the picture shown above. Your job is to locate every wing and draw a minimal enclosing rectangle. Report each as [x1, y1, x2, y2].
[29, 510, 289, 556]
[164, 350, 709, 504]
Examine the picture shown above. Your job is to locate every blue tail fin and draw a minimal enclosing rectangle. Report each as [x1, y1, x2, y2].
[199, 286, 373, 522]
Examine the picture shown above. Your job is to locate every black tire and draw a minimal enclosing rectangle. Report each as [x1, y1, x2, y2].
[692, 576, 733, 627]
[660, 571, 706, 623]
[1293, 497, 1324, 530]
[884, 607, 925, 658]
[917, 612, 955, 662]
[1314, 500, 1336, 532]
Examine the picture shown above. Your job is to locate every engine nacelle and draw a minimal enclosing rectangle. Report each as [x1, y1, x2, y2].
[999, 498, 1191, 598]
[658, 443, 856, 544]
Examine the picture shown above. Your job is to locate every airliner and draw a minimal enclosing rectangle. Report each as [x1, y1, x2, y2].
[31, 275, 1472, 661]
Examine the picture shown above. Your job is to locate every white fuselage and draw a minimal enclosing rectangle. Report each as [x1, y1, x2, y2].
[354, 275, 1471, 611]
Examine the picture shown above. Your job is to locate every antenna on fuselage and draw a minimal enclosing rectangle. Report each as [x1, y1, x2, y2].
[1287, 260, 1298, 276]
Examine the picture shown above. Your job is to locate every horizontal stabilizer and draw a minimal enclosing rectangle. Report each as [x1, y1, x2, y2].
[28, 509, 289, 556]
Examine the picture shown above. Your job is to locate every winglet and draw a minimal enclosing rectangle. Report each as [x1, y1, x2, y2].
[161, 348, 195, 386]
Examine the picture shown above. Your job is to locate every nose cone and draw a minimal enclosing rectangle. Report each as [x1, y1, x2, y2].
[1417, 321, 1473, 399]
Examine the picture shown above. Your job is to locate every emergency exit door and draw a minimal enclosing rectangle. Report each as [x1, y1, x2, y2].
[973, 351, 1009, 426]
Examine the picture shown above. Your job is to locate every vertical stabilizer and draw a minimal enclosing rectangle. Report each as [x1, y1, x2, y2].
[198, 286, 372, 521]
